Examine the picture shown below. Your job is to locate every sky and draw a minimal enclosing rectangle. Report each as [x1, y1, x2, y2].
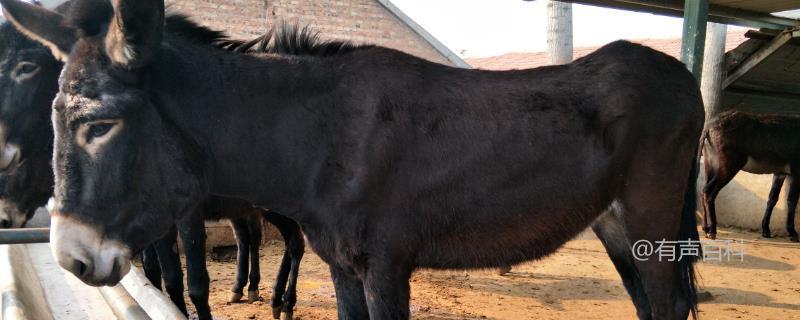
[391, 0, 745, 58]
[4, 1, 796, 59]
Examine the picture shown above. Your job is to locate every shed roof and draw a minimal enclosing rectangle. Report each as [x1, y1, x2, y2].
[546, 0, 800, 29]
[712, 0, 799, 14]
[721, 28, 800, 114]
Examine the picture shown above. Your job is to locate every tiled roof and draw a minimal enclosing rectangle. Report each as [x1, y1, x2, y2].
[466, 31, 747, 70]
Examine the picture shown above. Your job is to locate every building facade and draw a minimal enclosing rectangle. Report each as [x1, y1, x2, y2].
[165, 0, 466, 66]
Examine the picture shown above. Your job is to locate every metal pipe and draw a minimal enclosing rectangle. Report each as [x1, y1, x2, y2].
[120, 267, 187, 320]
[0, 228, 49, 244]
[98, 284, 152, 320]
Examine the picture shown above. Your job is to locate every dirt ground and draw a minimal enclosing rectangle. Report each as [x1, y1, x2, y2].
[185, 226, 800, 320]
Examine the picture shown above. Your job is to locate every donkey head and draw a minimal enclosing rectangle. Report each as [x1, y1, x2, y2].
[0, 21, 61, 228]
[2, 0, 205, 286]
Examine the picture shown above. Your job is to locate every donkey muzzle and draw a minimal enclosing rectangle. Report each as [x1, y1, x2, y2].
[0, 199, 27, 228]
[50, 215, 132, 286]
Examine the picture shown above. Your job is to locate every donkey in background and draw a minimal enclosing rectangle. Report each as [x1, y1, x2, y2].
[0, 1, 322, 318]
[701, 110, 800, 242]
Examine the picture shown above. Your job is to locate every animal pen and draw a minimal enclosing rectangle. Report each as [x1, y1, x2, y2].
[0, 0, 799, 319]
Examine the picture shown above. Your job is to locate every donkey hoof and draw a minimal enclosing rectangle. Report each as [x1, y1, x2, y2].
[280, 311, 294, 320]
[247, 290, 261, 303]
[705, 233, 716, 240]
[762, 231, 772, 239]
[272, 305, 282, 319]
[497, 265, 512, 275]
[790, 235, 799, 243]
[230, 292, 244, 303]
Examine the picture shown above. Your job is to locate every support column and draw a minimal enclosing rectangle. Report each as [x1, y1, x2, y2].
[681, 0, 710, 80]
[546, 1, 573, 65]
[700, 22, 727, 118]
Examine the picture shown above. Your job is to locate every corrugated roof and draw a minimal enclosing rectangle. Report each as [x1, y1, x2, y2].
[466, 30, 748, 70]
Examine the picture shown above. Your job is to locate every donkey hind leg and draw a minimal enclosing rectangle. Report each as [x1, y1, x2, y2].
[761, 174, 786, 238]
[264, 212, 305, 320]
[362, 255, 413, 320]
[592, 208, 651, 319]
[330, 265, 369, 320]
[141, 245, 161, 290]
[785, 174, 799, 242]
[702, 156, 743, 240]
[230, 218, 252, 302]
[620, 147, 700, 320]
[246, 216, 263, 302]
[153, 227, 188, 315]
[179, 213, 212, 320]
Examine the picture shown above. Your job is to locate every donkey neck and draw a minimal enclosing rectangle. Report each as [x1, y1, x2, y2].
[148, 37, 354, 213]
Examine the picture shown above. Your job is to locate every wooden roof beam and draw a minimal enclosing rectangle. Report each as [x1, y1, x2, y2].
[549, 0, 800, 29]
[723, 28, 800, 89]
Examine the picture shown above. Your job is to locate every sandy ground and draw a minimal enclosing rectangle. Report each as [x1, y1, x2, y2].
[183, 226, 800, 320]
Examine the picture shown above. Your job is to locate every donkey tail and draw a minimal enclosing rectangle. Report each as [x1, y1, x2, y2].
[679, 149, 701, 318]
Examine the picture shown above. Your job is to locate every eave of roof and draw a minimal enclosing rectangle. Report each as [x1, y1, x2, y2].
[545, 0, 800, 29]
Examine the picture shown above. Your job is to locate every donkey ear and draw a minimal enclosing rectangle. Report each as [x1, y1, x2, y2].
[0, 0, 78, 62]
[104, 0, 165, 69]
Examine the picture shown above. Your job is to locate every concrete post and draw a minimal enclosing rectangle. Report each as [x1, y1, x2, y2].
[700, 22, 728, 118]
[546, 1, 573, 65]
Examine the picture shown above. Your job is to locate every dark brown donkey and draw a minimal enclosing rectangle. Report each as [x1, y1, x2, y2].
[701, 110, 800, 242]
[3, 0, 705, 319]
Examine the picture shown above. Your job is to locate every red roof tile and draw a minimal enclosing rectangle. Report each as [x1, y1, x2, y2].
[465, 31, 747, 70]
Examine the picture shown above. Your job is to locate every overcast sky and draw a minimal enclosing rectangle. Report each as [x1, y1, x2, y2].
[391, 0, 747, 58]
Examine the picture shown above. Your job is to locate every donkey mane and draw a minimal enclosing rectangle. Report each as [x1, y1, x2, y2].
[4, 0, 361, 59]
[164, 13, 366, 56]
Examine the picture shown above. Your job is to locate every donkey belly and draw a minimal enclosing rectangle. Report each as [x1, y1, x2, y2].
[414, 195, 610, 270]
[743, 157, 790, 175]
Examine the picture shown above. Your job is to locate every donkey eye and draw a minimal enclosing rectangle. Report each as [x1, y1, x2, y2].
[12, 62, 40, 80]
[87, 123, 114, 141]
[18, 62, 39, 74]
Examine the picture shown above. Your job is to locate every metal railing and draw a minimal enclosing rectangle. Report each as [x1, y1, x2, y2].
[0, 227, 168, 319]
[0, 228, 49, 244]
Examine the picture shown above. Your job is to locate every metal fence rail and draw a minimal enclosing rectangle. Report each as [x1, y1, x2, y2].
[0, 228, 49, 244]
[0, 227, 185, 319]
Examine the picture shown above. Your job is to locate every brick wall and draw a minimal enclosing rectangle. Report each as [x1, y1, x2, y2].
[165, 0, 451, 65]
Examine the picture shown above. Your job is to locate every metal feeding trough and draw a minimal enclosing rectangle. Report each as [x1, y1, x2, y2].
[0, 227, 186, 320]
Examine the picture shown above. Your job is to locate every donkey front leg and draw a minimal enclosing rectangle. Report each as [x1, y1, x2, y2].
[141, 245, 162, 290]
[246, 216, 263, 302]
[153, 227, 188, 315]
[265, 212, 305, 320]
[229, 218, 253, 302]
[179, 213, 212, 320]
